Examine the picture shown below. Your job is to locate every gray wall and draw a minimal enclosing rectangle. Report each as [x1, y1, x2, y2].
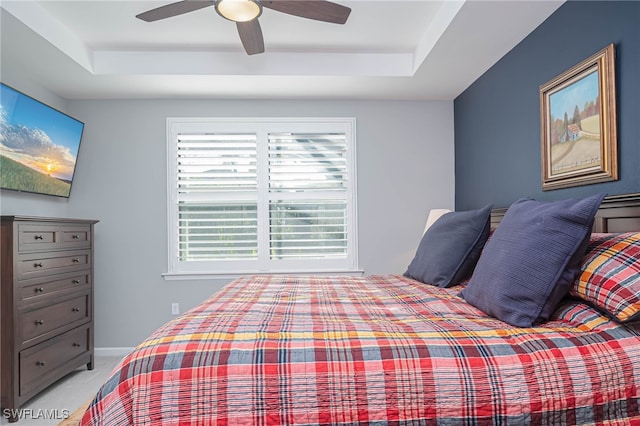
[454, 1, 640, 210]
[2, 92, 455, 347]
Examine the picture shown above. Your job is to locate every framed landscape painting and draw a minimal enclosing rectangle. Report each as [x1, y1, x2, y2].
[540, 43, 617, 191]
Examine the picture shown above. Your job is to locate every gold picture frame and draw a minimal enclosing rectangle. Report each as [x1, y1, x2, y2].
[540, 43, 617, 191]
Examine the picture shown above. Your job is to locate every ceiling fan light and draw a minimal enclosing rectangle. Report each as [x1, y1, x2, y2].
[215, 0, 262, 22]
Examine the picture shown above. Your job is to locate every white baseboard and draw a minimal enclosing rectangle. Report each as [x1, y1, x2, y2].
[95, 347, 134, 357]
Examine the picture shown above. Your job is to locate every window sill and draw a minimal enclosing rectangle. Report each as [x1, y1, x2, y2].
[162, 269, 365, 281]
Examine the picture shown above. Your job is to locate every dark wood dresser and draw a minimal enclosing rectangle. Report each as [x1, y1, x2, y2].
[1, 216, 98, 422]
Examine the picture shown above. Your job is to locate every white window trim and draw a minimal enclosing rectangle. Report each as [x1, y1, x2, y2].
[164, 117, 360, 279]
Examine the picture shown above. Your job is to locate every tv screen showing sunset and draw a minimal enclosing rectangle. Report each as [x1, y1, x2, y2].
[0, 83, 84, 197]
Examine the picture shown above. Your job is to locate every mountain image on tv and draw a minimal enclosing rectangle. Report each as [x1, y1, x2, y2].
[0, 83, 84, 197]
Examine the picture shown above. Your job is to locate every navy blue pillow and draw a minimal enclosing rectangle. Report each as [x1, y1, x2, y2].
[460, 193, 606, 327]
[404, 205, 492, 287]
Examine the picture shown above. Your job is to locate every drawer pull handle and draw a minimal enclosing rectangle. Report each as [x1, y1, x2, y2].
[35, 320, 44, 325]
[73, 342, 81, 347]
[34, 262, 43, 268]
[36, 361, 46, 367]
[34, 235, 44, 240]
[72, 234, 80, 239]
[35, 287, 45, 293]
[72, 258, 80, 263]
[72, 307, 81, 312]
[72, 279, 81, 284]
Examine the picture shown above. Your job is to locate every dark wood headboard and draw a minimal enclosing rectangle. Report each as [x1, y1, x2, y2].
[490, 193, 640, 232]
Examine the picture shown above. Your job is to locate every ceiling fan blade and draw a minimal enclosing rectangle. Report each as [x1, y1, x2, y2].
[237, 20, 265, 55]
[136, 0, 214, 22]
[262, 1, 351, 24]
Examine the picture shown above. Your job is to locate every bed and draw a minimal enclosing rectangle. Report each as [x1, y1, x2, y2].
[81, 193, 640, 425]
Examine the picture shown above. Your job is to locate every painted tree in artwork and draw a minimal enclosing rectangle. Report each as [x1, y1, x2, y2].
[583, 100, 593, 117]
[572, 105, 582, 129]
[560, 111, 570, 141]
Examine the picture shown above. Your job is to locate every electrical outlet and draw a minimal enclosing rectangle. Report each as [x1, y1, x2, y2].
[171, 303, 180, 315]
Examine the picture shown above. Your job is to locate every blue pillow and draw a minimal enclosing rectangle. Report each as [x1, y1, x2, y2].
[460, 193, 606, 327]
[404, 205, 492, 287]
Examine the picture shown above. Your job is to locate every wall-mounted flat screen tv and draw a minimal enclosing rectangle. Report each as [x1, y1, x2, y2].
[0, 83, 84, 198]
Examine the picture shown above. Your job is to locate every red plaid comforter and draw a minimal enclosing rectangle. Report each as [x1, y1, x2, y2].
[81, 275, 640, 425]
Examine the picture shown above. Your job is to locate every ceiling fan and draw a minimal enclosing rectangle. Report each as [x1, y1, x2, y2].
[136, 0, 352, 55]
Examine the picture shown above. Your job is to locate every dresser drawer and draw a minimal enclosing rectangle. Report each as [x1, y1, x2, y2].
[60, 226, 91, 248]
[21, 295, 90, 344]
[18, 224, 58, 251]
[19, 273, 91, 305]
[17, 250, 91, 281]
[20, 326, 90, 396]
[18, 223, 91, 252]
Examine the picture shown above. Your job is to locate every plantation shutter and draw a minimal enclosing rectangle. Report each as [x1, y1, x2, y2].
[268, 133, 348, 260]
[176, 134, 258, 261]
[166, 118, 358, 277]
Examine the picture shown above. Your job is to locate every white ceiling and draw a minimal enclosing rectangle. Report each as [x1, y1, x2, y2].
[0, 0, 564, 100]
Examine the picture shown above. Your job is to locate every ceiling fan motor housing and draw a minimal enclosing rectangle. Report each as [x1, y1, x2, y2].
[215, 0, 263, 22]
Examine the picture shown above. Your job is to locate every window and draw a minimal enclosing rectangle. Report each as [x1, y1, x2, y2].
[165, 118, 358, 278]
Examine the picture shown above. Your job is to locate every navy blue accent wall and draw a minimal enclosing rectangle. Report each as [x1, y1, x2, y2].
[454, 1, 639, 210]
